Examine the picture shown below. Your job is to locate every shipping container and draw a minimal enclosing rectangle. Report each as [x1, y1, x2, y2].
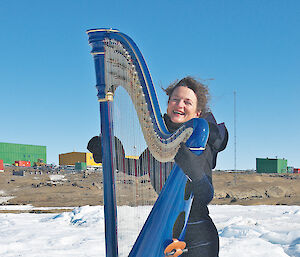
[75, 162, 87, 171]
[13, 170, 25, 176]
[14, 160, 31, 167]
[256, 158, 287, 173]
[0, 159, 3, 172]
[0, 142, 46, 165]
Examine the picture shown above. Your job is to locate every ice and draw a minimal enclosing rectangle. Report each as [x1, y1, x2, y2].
[0, 205, 299, 256]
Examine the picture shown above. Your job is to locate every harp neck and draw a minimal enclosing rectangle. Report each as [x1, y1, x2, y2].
[87, 28, 196, 162]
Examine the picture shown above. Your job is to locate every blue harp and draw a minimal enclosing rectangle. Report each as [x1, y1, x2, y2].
[87, 28, 209, 257]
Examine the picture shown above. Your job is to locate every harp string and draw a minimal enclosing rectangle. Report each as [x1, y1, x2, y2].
[114, 88, 138, 256]
[113, 84, 158, 256]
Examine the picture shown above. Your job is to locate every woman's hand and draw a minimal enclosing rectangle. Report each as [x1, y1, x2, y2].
[87, 136, 102, 163]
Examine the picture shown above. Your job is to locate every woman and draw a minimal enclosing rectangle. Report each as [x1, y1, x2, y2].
[164, 77, 228, 257]
[88, 76, 228, 257]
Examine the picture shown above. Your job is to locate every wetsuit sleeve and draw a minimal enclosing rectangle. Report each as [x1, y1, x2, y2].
[175, 143, 214, 205]
[206, 120, 229, 169]
[174, 121, 229, 205]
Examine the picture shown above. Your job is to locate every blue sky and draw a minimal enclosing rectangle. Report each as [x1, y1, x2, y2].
[0, 0, 299, 170]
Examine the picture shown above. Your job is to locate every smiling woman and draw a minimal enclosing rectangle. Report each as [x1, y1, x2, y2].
[165, 77, 210, 123]
[161, 76, 228, 257]
[167, 86, 201, 123]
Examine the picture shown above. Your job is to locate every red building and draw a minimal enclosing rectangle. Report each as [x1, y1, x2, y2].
[14, 161, 31, 167]
[0, 160, 3, 172]
[293, 168, 300, 174]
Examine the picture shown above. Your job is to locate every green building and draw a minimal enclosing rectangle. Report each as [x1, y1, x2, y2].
[0, 142, 47, 165]
[75, 162, 87, 171]
[256, 158, 287, 173]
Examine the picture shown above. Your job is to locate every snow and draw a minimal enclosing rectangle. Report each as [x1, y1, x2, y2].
[49, 174, 65, 181]
[0, 190, 14, 204]
[0, 196, 14, 204]
[0, 205, 299, 257]
[0, 205, 75, 211]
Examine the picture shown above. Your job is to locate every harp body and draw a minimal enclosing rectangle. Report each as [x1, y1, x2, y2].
[87, 28, 209, 257]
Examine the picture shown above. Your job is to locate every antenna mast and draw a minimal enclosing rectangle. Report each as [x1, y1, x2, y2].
[234, 91, 237, 172]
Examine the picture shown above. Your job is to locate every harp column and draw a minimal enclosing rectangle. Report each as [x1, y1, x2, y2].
[99, 97, 118, 257]
[88, 32, 118, 257]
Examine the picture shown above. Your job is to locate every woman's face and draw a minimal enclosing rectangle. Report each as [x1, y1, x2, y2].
[167, 86, 201, 123]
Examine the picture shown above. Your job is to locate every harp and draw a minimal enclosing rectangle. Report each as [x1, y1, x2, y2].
[87, 28, 209, 257]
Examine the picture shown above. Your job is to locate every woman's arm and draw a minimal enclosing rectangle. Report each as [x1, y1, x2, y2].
[174, 121, 228, 206]
[175, 143, 214, 205]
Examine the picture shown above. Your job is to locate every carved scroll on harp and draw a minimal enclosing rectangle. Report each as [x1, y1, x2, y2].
[87, 28, 209, 257]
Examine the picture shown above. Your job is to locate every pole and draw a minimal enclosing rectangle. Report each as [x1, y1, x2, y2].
[234, 90, 236, 172]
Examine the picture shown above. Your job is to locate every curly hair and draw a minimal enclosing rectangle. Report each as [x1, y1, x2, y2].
[164, 76, 210, 116]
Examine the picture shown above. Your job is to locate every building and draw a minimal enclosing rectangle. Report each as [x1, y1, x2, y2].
[256, 158, 287, 173]
[59, 152, 101, 166]
[287, 166, 294, 173]
[0, 160, 3, 172]
[294, 168, 300, 174]
[0, 142, 46, 165]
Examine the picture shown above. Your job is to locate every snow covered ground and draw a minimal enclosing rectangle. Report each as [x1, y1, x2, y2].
[0, 205, 299, 257]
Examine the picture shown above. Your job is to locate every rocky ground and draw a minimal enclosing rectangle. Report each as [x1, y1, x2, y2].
[1, 167, 299, 213]
[211, 171, 300, 205]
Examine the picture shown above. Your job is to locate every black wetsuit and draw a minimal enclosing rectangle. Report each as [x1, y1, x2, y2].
[87, 113, 228, 257]
[164, 113, 228, 257]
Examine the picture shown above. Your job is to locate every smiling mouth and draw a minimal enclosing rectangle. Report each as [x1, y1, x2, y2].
[173, 111, 185, 115]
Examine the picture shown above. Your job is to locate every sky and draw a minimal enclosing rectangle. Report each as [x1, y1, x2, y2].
[0, 0, 299, 170]
[1, 204, 300, 256]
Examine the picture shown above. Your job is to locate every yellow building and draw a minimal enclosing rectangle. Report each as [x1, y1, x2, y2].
[59, 152, 102, 166]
